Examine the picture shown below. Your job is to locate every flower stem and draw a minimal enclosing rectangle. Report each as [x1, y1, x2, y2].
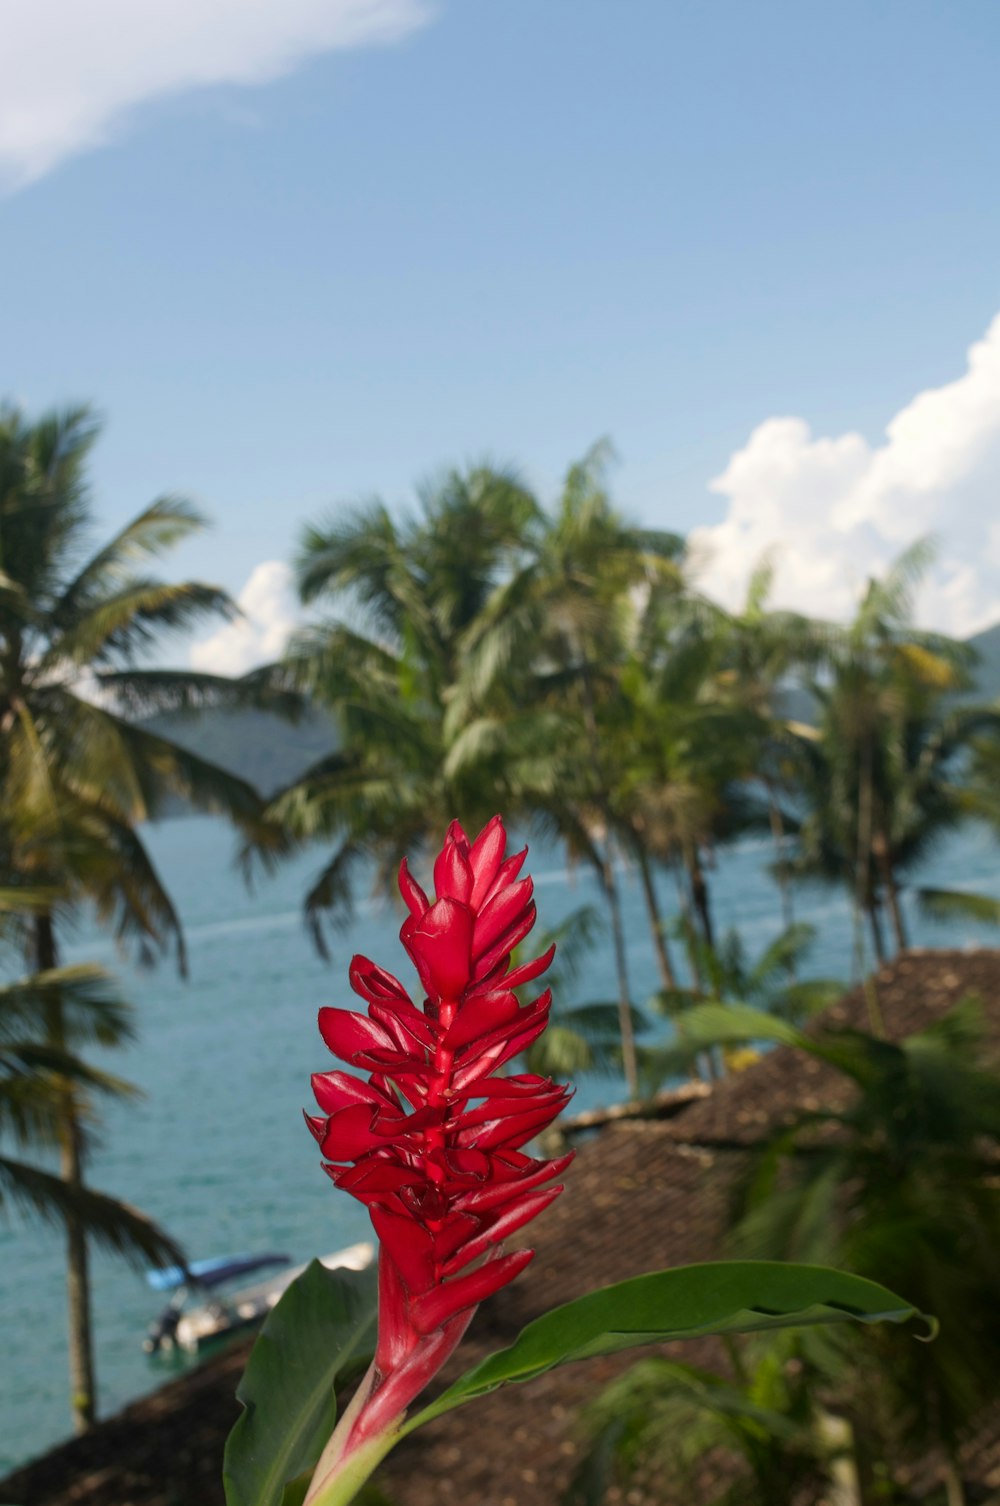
[303, 1427, 400, 1506]
[303, 1362, 402, 1506]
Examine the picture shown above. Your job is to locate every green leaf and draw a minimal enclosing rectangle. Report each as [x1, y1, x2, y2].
[917, 886, 1000, 927]
[224, 1259, 379, 1506]
[404, 1261, 926, 1431]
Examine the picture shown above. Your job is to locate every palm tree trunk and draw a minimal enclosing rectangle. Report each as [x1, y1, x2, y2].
[671, 858, 702, 990]
[635, 844, 676, 991]
[36, 912, 97, 1434]
[872, 832, 908, 953]
[867, 900, 886, 963]
[601, 847, 640, 1100]
[763, 774, 796, 959]
[688, 848, 715, 951]
[576, 658, 639, 1100]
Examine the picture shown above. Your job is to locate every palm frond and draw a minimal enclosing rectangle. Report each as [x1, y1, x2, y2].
[52, 496, 209, 624]
[0, 1155, 184, 1270]
[916, 887, 1000, 928]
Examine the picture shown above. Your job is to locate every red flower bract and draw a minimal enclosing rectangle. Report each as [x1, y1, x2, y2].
[308, 815, 573, 1442]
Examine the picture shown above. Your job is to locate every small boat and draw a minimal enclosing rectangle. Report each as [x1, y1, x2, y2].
[143, 1240, 374, 1355]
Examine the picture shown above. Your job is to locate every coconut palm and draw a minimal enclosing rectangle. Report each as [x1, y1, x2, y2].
[450, 442, 685, 1095]
[709, 555, 829, 937]
[0, 960, 183, 1278]
[611, 597, 760, 971]
[790, 541, 1000, 966]
[0, 402, 285, 1430]
[261, 464, 542, 951]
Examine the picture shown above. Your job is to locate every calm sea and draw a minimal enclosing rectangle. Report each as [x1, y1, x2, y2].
[1, 814, 998, 1472]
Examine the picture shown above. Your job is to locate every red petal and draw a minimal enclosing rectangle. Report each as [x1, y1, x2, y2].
[457, 1084, 568, 1130]
[370, 1103, 445, 1138]
[375, 1247, 411, 1372]
[445, 818, 470, 852]
[453, 1151, 575, 1213]
[443, 1146, 492, 1180]
[500, 943, 556, 991]
[402, 898, 473, 999]
[320, 1103, 387, 1160]
[441, 990, 520, 1051]
[432, 1212, 480, 1264]
[481, 848, 527, 907]
[465, 1073, 559, 1099]
[398, 858, 430, 919]
[349, 956, 414, 1009]
[468, 816, 507, 909]
[334, 1160, 423, 1196]
[311, 1069, 381, 1115]
[454, 990, 550, 1067]
[472, 878, 533, 960]
[441, 1187, 562, 1275]
[474, 904, 537, 980]
[411, 1249, 534, 1334]
[318, 1007, 393, 1062]
[303, 1111, 326, 1142]
[371, 1206, 435, 1293]
[458, 1099, 567, 1152]
[450, 1041, 507, 1094]
[369, 998, 435, 1052]
[434, 838, 473, 904]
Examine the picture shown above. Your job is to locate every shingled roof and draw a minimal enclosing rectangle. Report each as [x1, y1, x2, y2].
[4, 949, 1000, 1506]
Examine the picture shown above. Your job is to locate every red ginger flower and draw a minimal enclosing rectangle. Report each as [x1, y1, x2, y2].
[307, 815, 573, 1445]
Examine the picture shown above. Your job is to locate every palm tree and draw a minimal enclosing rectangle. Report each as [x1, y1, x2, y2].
[451, 442, 685, 1096]
[0, 959, 184, 1286]
[610, 595, 759, 972]
[709, 555, 828, 938]
[791, 541, 1000, 968]
[260, 463, 542, 950]
[0, 402, 284, 1430]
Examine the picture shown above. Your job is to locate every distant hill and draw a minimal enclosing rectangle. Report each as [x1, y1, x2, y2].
[968, 621, 1000, 701]
[146, 705, 337, 798]
[775, 621, 1000, 728]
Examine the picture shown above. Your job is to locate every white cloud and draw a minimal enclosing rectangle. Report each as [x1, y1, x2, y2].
[692, 313, 1000, 637]
[191, 560, 299, 676]
[0, 0, 433, 188]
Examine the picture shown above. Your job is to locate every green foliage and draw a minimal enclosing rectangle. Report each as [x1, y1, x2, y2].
[566, 1335, 829, 1506]
[0, 401, 292, 1428]
[660, 991, 1000, 1470]
[0, 963, 183, 1267]
[406, 1263, 922, 1430]
[787, 540, 1000, 962]
[225, 1254, 922, 1506]
[224, 1260, 379, 1506]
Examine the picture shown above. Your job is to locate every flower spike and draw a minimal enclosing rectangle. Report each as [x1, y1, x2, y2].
[305, 818, 572, 1494]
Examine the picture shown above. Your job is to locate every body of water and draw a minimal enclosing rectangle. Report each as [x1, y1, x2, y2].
[1, 814, 998, 1471]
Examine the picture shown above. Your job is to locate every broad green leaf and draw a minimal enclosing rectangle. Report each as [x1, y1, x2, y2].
[224, 1259, 379, 1506]
[404, 1261, 926, 1431]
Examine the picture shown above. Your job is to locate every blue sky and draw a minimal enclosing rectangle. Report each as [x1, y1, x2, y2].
[3, 0, 1000, 668]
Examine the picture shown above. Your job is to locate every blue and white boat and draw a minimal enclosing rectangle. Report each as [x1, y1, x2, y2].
[143, 1241, 373, 1354]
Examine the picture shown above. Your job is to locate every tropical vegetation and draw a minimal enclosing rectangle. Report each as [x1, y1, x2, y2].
[4, 401, 1000, 1505]
[0, 403, 292, 1431]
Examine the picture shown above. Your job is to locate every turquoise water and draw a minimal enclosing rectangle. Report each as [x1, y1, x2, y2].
[1, 814, 998, 1472]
